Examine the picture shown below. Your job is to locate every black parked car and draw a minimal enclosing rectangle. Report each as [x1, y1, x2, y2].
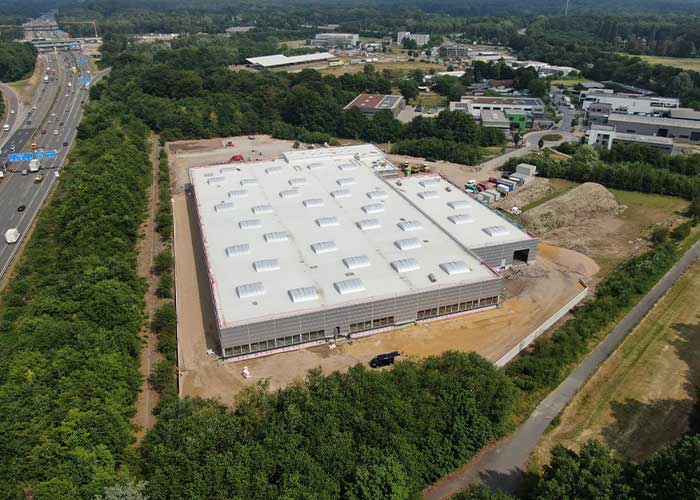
[369, 351, 400, 368]
[17, 205, 26, 212]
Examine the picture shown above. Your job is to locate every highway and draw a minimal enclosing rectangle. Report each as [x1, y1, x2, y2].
[0, 16, 93, 278]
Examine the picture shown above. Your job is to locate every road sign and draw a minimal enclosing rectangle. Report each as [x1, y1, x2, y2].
[78, 76, 91, 85]
[79, 56, 88, 63]
[7, 150, 57, 162]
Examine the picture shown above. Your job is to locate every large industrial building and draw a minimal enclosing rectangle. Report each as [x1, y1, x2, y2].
[580, 89, 679, 115]
[587, 124, 674, 152]
[396, 31, 430, 46]
[246, 52, 334, 69]
[308, 33, 359, 48]
[189, 145, 537, 359]
[607, 113, 700, 142]
[450, 96, 546, 118]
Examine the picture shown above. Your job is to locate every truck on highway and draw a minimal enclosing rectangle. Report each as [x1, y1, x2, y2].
[4, 228, 20, 244]
[2, 124, 9, 132]
[29, 159, 41, 172]
[43, 75, 49, 83]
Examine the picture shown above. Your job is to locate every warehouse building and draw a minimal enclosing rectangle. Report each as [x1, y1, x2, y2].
[308, 33, 359, 48]
[439, 43, 470, 59]
[587, 124, 674, 152]
[450, 96, 546, 118]
[480, 110, 511, 130]
[580, 89, 679, 115]
[607, 113, 700, 142]
[344, 93, 406, 117]
[397, 31, 430, 46]
[246, 52, 334, 69]
[189, 145, 537, 359]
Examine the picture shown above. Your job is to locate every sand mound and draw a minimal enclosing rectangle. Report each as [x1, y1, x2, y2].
[522, 182, 625, 233]
[495, 179, 555, 210]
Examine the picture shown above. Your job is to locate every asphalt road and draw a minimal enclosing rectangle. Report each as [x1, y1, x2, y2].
[424, 239, 700, 499]
[0, 20, 93, 278]
[0, 82, 21, 137]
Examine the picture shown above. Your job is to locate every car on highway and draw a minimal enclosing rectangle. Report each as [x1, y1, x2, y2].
[53, 130, 59, 135]
[62, 141, 68, 146]
[17, 205, 26, 212]
[10, 110, 14, 114]
[31, 143, 38, 149]
[21, 169, 28, 175]
[32, 105, 37, 110]
[48, 119, 52, 124]
[59, 122, 64, 126]
[2, 124, 9, 132]
[51, 112, 56, 117]
[41, 129, 47, 134]
[10, 144, 15, 151]
[34, 174, 44, 183]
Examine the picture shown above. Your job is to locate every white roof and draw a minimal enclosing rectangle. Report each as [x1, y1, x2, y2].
[246, 52, 334, 68]
[392, 174, 535, 250]
[190, 145, 499, 328]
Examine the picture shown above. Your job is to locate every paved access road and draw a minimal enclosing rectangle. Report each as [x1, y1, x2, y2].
[0, 19, 93, 278]
[424, 240, 700, 499]
[0, 83, 21, 136]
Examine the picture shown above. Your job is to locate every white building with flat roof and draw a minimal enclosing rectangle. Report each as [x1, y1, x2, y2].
[190, 145, 536, 359]
[580, 90, 679, 115]
[246, 52, 334, 68]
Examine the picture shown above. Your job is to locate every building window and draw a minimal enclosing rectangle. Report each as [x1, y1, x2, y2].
[224, 347, 234, 356]
[350, 316, 395, 333]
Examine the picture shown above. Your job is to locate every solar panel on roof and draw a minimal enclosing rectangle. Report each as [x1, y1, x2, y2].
[253, 259, 281, 272]
[303, 198, 325, 208]
[362, 203, 385, 214]
[236, 282, 265, 299]
[333, 278, 365, 295]
[331, 189, 352, 199]
[419, 178, 440, 188]
[447, 200, 470, 210]
[316, 216, 340, 228]
[397, 220, 423, 232]
[214, 201, 235, 212]
[310, 240, 337, 254]
[367, 190, 388, 200]
[288, 287, 320, 304]
[288, 178, 307, 187]
[418, 191, 439, 200]
[264, 231, 290, 243]
[356, 218, 381, 231]
[228, 190, 248, 199]
[252, 204, 274, 215]
[447, 214, 473, 225]
[483, 225, 510, 237]
[440, 260, 470, 275]
[279, 189, 300, 199]
[265, 166, 283, 174]
[238, 219, 262, 230]
[394, 238, 422, 251]
[391, 258, 420, 273]
[225, 244, 250, 257]
[336, 177, 356, 186]
[342, 255, 371, 270]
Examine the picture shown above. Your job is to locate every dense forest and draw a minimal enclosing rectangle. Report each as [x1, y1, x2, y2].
[0, 41, 36, 82]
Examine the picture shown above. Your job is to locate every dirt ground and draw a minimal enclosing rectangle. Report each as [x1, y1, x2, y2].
[533, 261, 700, 465]
[516, 182, 689, 276]
[167, 135, 302, 194]
[131, 137, 165, 443]
[173, 180, 597, 404]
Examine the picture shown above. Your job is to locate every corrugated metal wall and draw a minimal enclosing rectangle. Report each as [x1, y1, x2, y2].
[471, 239, 538, 268]
[220, 277, 503, 356]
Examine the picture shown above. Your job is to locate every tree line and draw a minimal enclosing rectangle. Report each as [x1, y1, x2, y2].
[0, 41, 37, 82]
[0, 83, 152, 496]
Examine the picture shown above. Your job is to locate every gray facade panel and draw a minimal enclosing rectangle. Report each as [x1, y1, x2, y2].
[219, 276, 504, 356]
[472, 239, 538, 268]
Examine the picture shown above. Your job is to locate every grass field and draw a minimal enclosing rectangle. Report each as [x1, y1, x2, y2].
[409, 94, 448, 107]
[320, 60, 444, 76]
[550, 77, 592, 87]
[619, 53, 700, 72]
[533, 257, 700, 466]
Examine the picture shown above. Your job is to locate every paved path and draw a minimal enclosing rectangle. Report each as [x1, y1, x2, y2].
[423, 240, 700, 499]
[0, 82, 21, 141]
